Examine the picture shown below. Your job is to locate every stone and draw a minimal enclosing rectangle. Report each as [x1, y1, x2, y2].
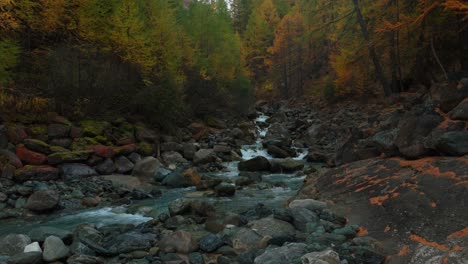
[24, 139, 51, 154]
[80, 120, 110, 137]
[95, 158, 116, 175]
[193, 149, 216, 164]
[254, 243, 308, 264]
[25, 190, 59, 212]
[289, 199, 328, 212]
[214, 144, 231, 154]
[42, 236, 70, 262]
[114, 156, 134, 174]
[301, 249, 340, 264]
[162, 171, 193, 188]
[238, 156, 271, 172]
[162, 151, 188, 164]
[188, 252, 205, 264]
[168, 199, 191, 216]
[0, 149, 23, 168]
[370, 129, 399, 155]
[59, 163, 97, 181]
[215, 183, 236, 197]
[66, 255, 103, 264]
[153, 167, 172, 182]
[291, 207, 319, 232]
[29, 227, 72, 243]
[226, 227, 264, 252]
[0, 234, 31, 256]
[199, 234, 224, 253]
[161, 142, 181, 152]
[48, 124, 70, 138]
[159, 231, 198, 254]
[205, 213, 244, 233]
[82, 196, 101, 207]
[14, 165, 59, 182]
[267, 145, 291, 158]
[449, 99, 468, 120]
[272, 159, 305, 172]
[105, 232, 156, 254]
[49, 138, 72, 148]
[132, 157, 162, 181]
[182, 143, 197, 160]
[16, 146, 46, 165]
[248, 217, 296, 245]
[23, 242, 42, 253]
[7, 252, 42, 264]
[435, 131, 468, 156]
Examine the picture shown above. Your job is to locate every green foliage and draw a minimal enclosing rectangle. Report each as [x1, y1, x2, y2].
[0, 39, 19, 85]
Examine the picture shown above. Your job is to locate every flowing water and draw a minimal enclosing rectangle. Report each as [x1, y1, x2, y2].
[0, 113, 316, 235]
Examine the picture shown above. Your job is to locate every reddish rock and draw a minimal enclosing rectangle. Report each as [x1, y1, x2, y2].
[82, 196, 101, 207]
[16, 145, 47, 165]
[116, 144, 137, 155]
[92, 145, 117, 158]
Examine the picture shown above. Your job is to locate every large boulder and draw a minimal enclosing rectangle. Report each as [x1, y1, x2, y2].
[254, 243, 308, 264]
[193, 149, 216, 165]
[59, 163, 97, 181]
[435, 131, 468, 156]
[42, 236, 70, 262]
[225, 227, 265, 252]
[132, 157, 162, 181]
[238, 156, 271, 172]
[199, 234, 224, 253]
[25, 190, 59, 212]
[159, 231, 198, 254]
[394, 107, 443, 159]
[14, 165, 59, 182]
[0, 234, 31, 256]
[439, 85, 468, 112]
[215, 183, 236, 197]
[369, 129, 399, 156]
[449, 99, 468, 121]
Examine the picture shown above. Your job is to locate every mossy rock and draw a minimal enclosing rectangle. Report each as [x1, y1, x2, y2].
[29, 125, 48, 137]
[47, 150, 91, 165]
[94, 135, 110, 145]
[71, 137, 100, 151]
[80, 120, 110, 137]
[137, 142, 154, 156]
[24, 139, 51, 154]
[50, 146, 70, 153]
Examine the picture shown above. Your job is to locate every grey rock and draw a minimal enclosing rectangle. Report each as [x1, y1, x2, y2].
[132, 157, 162, 181]
[25, 190, 59, 212]
[95, 158, 116, 175]
[42, 236, 70, 262]
[199, 234, 224, 253]
[193, 149, 216, 165]
[162, 151, 187, 164]
[301, 249, 340, 264]
[289, 199, 328, 211]
[114, 156, 134, 174]
[59, 163, 97, 181]
[7, 252, 42, 264]
[29, 226, 72, 243]
[0, 234, 31, 256]
[254, 243, 308, 264]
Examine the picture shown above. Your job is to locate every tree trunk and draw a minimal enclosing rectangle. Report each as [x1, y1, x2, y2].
[352, 0, 391, 96]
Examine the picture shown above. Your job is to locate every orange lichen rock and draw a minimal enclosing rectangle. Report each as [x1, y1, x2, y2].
[398, 245, 410, 256]
[409, 234, 464, 252]
[369, 195, 389, 206]
[357, 227, 369, 236]
[447, 227, 468, 239]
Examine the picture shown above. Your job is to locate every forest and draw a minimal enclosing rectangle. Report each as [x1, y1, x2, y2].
[0, 0, 466, 126]
[0, 1, 467, 263]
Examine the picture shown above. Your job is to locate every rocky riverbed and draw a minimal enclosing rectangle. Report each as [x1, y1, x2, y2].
[0, 82, 467, 264]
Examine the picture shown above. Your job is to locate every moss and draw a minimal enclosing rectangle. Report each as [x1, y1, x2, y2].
[94, 135, 109, 145]
[29, 125, 48, 136]
[50, 146, 70, 153]
[80, 120, 110, 137]
[47, 150, 91, 165]
[137, 142, 154, 156]
[71, 137, 100, 151]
